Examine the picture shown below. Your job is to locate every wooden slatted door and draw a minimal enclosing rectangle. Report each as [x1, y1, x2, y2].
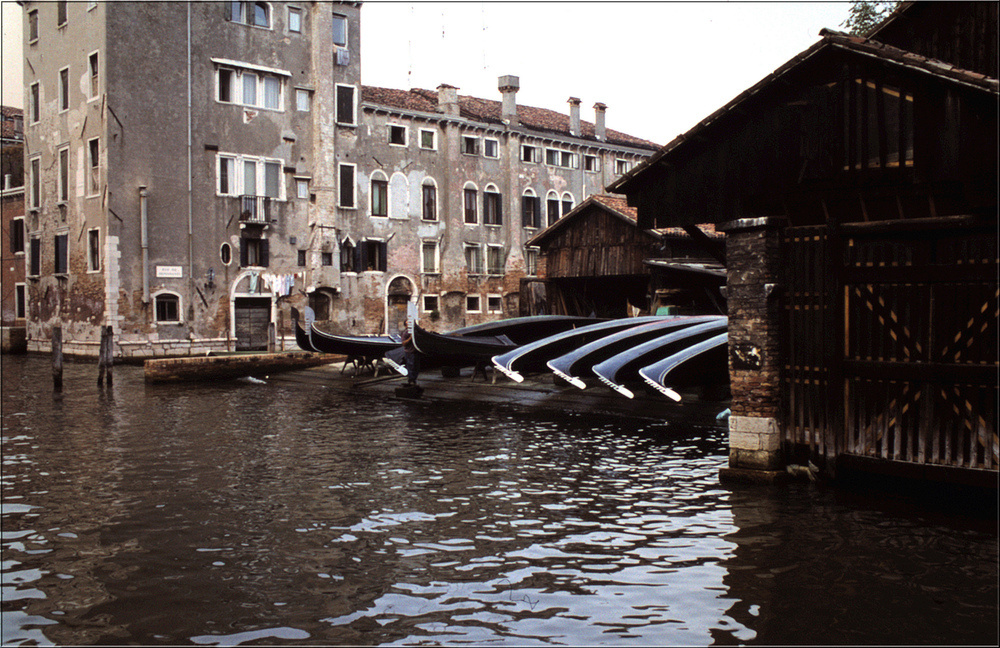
[841, 221, 998, 471]
[234, 297, 271, 351]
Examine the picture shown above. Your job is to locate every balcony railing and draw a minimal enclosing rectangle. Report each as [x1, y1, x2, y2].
[238, 195, 272, 225]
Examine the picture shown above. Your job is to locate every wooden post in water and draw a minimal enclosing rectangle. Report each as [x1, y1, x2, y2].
[267, 321, 276, 354]
[98, 325, 114, 386]
[52, 327, 63, 392]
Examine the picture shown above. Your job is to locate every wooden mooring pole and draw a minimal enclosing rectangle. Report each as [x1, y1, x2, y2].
[52, 326, 63, 392]
[98, 325, 114, 387]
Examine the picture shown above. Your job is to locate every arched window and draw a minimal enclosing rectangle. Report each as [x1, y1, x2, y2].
[463, 182, 479, 224]
[484, 184, 502, 226]
[370, 170, 388, 218]
[561, 192, 575, 217]
[421, 178, 438, 221]
[153, 291, 182, 323]
[521, 188, 541, 229]
[546, 190, 560, 227]
[390, 173, 408, 219]
[340, 236, 356, 273]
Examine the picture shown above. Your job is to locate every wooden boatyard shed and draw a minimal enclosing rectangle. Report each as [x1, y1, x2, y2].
[522, 193, 725, 317]
[610, 2, 998, 486]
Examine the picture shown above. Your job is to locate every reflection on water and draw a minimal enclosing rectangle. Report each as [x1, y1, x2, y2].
[2, 355, 996, 645]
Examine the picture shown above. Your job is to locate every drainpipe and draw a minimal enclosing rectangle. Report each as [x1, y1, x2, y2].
[186, 2, 194, 319]
[140, 186, 149, 304]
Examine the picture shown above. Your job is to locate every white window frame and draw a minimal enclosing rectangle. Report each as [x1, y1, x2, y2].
[525, 246, 539, 277]
[287, 6, 302, 33]
[422, 293, 440, 314]
[87, 1, 97, 11]
[521, 144, 539, 164]
[419, 128, 437, 151]
[14, 283, 26, 319]
[421, 240, 440, 274]
[28, 236, 41, 277]
[230, 1, 273, 29]
[421, 178, 438, 222]
[87, 51, 100, 101]
[487, 293, 503, 314]
[584, 154, 600, 172]
[57, 145, 70, 204]
[29, 156, 41, 209]
[615, 158, 631, 175]
[335, 83, 357, 126]
[370, 170, 388, 218]
[295, 87, 311, 112]
[152, 290, 183, 325]
[332, 12, 348, 48]
[338, 162, 356, 209]
[295, 177, 310, 200]
[561, 192, 576, 216]
[87, 227, 101, 273]
[58, 66, 70, 113]
[486, 244, 504, 275]
[545, 148, 578, 169]
[27, 10, 38, 44]
[461, 135, 479, 156]
[465, 294, 481, 314]
[10, 217, 25, 255]
[57, 1, 68, 27]
[388, 124, 407, 147]
[464, 243, 483, 275]
[213, 60, 288, 111]
[484, 184, 502, 227]
[87, 137, 100, 196]
[30, 82, 40, 124]
[53, 231, 69, 275]
[522, 188, 540, 229]
[216, 152, 286, 200]
[483, 138, 499, 159]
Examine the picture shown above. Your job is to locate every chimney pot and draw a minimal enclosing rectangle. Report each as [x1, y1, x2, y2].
[568, 97, 581, 136]
[499, 75, 520, 125]
[594, 102, 607, 141]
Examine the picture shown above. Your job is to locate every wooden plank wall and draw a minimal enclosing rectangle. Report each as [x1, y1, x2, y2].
[544, 209, 659, 279]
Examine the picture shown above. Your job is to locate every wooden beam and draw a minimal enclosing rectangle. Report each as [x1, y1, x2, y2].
[682, 224, 726, 266]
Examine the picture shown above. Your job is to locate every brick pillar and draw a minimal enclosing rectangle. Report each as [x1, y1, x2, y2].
[718, 217, 787, 476]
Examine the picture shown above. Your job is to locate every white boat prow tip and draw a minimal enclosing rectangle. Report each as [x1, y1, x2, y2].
[491, 360, 523, 383]
[642, 375, 683, 401]
[548, 365, 587, 390]
[597, 373, 634, 399]
[384, 357, 407, 376]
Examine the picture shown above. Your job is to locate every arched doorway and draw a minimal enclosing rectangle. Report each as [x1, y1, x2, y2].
[385, 275, 415, 337]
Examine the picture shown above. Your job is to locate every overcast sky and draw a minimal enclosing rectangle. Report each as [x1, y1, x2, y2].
[1, 1, 853, 145]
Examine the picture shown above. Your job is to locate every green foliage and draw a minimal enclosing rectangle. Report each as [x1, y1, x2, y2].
[841, 0, 899, 36]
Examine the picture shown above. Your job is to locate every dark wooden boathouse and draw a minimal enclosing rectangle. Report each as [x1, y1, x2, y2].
[611, 2, 998, 485]
[523, 193, 725, 318]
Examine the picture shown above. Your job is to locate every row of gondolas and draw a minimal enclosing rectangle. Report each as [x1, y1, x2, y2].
[292, 311, 729, 402]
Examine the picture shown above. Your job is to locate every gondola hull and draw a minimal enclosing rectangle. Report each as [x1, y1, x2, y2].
[448, 315, 606, 345]
[639, 333, 729, 401]
[308, 325, 400, 359]
[411, 325, 516, 366]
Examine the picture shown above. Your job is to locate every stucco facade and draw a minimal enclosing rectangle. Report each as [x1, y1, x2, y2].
[21, 1, 655, 356]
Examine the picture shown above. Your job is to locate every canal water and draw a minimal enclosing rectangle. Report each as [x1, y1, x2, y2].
[2, 355, 996, 645]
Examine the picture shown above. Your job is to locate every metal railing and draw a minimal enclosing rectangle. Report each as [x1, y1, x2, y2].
[238, 195, 271, 224]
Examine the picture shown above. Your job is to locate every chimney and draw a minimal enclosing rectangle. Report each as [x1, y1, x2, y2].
[499, 75, 520, 125]
[568, 97, 581, 136]
[594, 103, 607, 141]
[437, 84, 460, 116]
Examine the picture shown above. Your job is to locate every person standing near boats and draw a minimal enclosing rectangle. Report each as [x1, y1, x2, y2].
[400, 322, 419, 385]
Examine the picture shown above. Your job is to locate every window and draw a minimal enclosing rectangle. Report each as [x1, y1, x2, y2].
[487, 245, 504, 275]
[615, 159, 631, 175]
[88, 1, 97, 11]
[487, 294, 503, 314]
[297, 249, 306, 267]
[466, 294, 481, 313]
[218, 156, 236, 195]
[423, 294, 439, 313]
[28, 10, 38, 43]
[321, 251, 333, 266]
[15, 284, 26, 319]
[484, 186, 502, 226]
[88, 52, 99, 99]
[546, 148, 578, 169]
[30, 157, 40, 208]
[218, 69, 234, 103]
[465, 243, 483, 275]
[547, 192, 560, 227]
[561, 192, 575, 217]
[463, 186, 478, 224]
[10, 218, 25, 254]
[419, 129, 436, 150]
[371, 173, 388, 217]
[228, 1, 270, 28]
[87, 228, 100, 272]
[87, 138, 100, 195]
[360, 239, 386, 272]
[221, 242, 233, 265]
[30, 83, 39, 124]
[388, 124, 406, 146]
[263, 76, 281, 110]
[242, 72, 257, 105]
[218, 153, 284, 199]
[335, 85, 355, 125]
[240, 237, 269, 267]
[59, 67, 69, 112]
[421, 241, 439, 274]
[295, 88, 311, 112]
[54, 233, 68, 274]
[521, 191, 541, 229]
[338, 163, 355, 208]
[584, 155, 600, 172]
[154, 293, 181, 323]
[462, 135, 478, 156]
[484, 139, 499, 159]
[29, 237, 40, 277]
[340, 238, 355, 272]
[421, 181, 437, 221]
[521, 144, 539, 163]
[221, 66, 285, 109]
[332, 13, 348, 47]
[263, 161, 281, 198]
[58, 147, 69, 203]
[57, 1, 68, 26]
[525, 247, 539, 276]
[287, 6, 302, 33]
[242, 159, 258, 197]
[296, 178, 309, 199]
